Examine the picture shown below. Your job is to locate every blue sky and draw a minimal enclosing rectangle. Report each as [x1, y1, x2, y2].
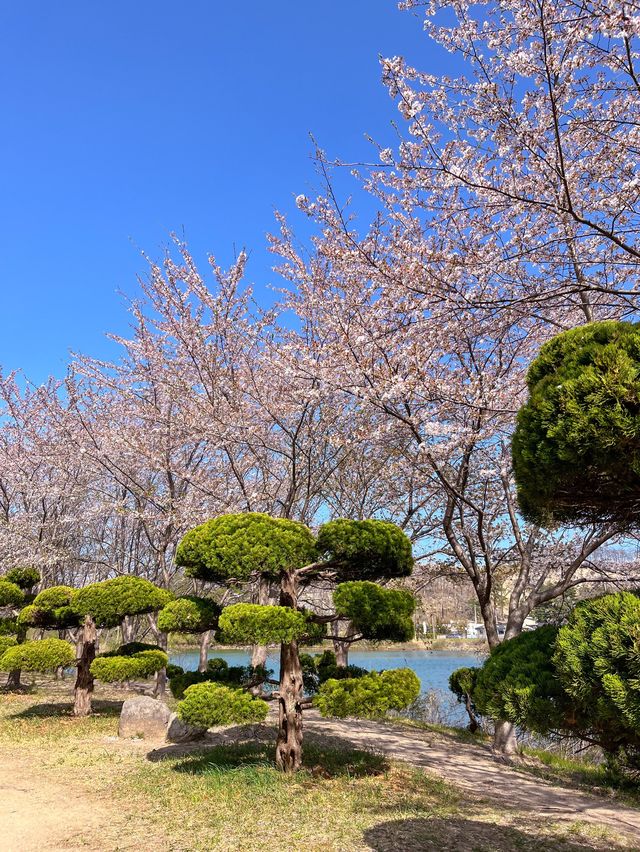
[0, 2, 454, 382]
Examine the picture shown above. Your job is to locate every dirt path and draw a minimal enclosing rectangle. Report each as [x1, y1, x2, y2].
[302, 711, 640, 844]
[0, 749, 160, 852]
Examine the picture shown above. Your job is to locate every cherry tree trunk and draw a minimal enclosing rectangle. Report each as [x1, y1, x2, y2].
[153, 630, 168, 698]
[74, 615, 97, 716]
[198, 630, 212, 673]
[250, 575, 270, 671]
[331, 620, 350, 667]
[275, 570, 303, 773]
[492, 721, 518, 756]
[121, 615, 136, 644]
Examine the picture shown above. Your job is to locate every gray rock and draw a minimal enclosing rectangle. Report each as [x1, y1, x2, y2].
[118, 695, 172, 740]
[166, 712, 207, 743]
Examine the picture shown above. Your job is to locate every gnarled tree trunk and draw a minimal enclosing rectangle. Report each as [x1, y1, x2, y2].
[275, 570, 303, 773]
[492, 720, 518, 756]
[74, 614, 97, 716]
[5, 624, 28, 691]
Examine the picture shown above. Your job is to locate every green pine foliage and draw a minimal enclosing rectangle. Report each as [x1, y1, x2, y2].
[157, 596, 221, 634]
[333, 581, 415, 641]
[0, 638, 75, 672]
[177, 681, 269, 728]
[449, 667, 480, 706]
[71, 576, 173, 627]
[314, 668, 420, 719]
[473, 627, 568, 732]
[512, 321, 640, 525]
[175, 512, 317, 582]
[4, 567, 40, 590]
[90, 649, 168, 682]
[299, 650, 369, 694]
[218, 603, 309, 645]
[0, 580, 25, 608]
[19, 585, 80, 629]
[168, 658, 259, 699]
[32, 585, 75, 610]
[316, 519, 413, 580]
[553, 592, 640, 759]
[0, 636, 17, 658]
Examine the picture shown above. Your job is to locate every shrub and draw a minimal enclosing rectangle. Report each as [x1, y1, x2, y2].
[314, 668, 420, 719]
[449, 666, 481, 731]
[512, 321, 640, 525]
[553, 591, 640, 764]
[175, 513, 317, 582]
[177, 681, 269, 728]
[166, 663, 184, 679]
[71, 577, 173, 627]
[112, 642, 164, 656]
[473, 626, 568, 732]
[158, 596, 221, 633]
[333, 581, 415, 640]
[0, 638, 75, 672]
[316, 519, 413, 580]
[0, 636, 17, 658]
[4, 567, 40, 590]
[0, 580, 25, 608]
[218, 604, 309, 645]
[90, 649, 168, 682]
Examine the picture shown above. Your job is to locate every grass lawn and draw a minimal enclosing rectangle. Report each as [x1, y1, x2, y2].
[0, 684, 635, 851]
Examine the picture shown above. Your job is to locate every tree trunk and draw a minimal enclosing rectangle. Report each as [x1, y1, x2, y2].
[331, 620, 350, 667]
[275, 639, 304, 773]
[250, 575, 270, 671]
[198, 630, 212, 673]
[492, 720, 518, 756]
[5, 669, 22, 690]
[275, 570, 303, 773]
[74, 615, 97, 716]
[153, 630, 168, 698]
[121, 615, 136, 645]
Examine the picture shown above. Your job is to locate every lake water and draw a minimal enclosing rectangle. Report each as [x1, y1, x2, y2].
[169, 647, 485, 724]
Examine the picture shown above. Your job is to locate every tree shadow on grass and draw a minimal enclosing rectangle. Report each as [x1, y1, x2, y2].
[151, 740, 389, 779]
[11, 699, 124, 718]
[363, 817, 601, 852]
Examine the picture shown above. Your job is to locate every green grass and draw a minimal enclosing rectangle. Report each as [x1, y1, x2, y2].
[520, 747, 640, 809]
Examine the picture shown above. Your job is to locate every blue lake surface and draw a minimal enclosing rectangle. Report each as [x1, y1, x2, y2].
[169, 647, 485, 697]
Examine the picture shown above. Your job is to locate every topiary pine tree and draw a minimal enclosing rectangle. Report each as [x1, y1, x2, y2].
[553, 591, 640, 773]
[174, 512, 415, 772]
[157, 596, 221, 672]
[0, 567, 40, 690]
[67, 576, 172, 715]
[512, 321, 640, 527]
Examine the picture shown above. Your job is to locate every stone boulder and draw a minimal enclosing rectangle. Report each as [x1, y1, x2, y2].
[166, 711, 207, 743]
[118, 695, 172, 741]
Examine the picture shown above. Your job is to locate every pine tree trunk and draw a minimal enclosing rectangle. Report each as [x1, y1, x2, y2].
[331, 620, 350, 667]
[275, 570, 303, 773]
[492, 720, 518, 756]
[275, 639, 304, 773]
[198, 630, 211, 673]
[5, 668, 22, 690]
[74, 615, 97, 716]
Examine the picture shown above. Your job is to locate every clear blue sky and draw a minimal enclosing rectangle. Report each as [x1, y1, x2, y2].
[0, 2, 454, 381]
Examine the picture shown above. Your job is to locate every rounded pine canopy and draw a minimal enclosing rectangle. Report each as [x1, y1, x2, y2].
[512, 321, 640, 526]
[71, 576, 172, 628]
[316, 519, 413, 580]
[175, 512, 317, 582]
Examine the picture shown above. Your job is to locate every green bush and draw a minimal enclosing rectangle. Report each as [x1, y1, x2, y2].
[513, 321, 640, 525]
[0, 580, 25, 608]
[169, 658, 263, 699]
[316, 519, 413, 580]
[176, 512, 317, 582]
[314, 668, 420, 719]
[474, 627, 568, 732]
[449, 667, 480, 704]
[553, 591, 640, 763]
[0, 638, 75, 672]
[218, 603, 309, 645]
[177, 681, 269, 728]
[158, 596, 221, 633]
[4, 567, 40, 590]
[333, 581, 415, 640]
[166, 663, 184, 679]
[111, 642, 163, 656]
[0, 636, 17, 658]
[71, 577, 173, 628]
[0, 617, 18, 636]
[90, 649, 168, 682]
